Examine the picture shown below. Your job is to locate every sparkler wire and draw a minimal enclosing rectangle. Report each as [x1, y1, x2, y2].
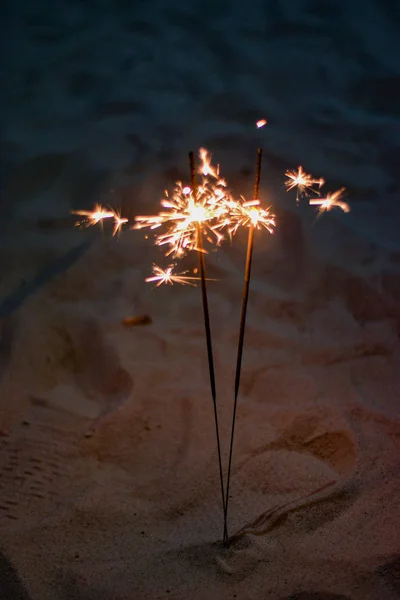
[189, 152, 226, 542]
[223, 148, 262, 546]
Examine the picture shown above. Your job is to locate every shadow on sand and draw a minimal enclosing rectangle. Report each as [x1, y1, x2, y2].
[0, 551, 32, 600]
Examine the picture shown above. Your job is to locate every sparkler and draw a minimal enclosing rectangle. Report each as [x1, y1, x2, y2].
[71, 135, 352, 548]
[189, 151, 227, 543]
[285, 166, 324, 204]
[135, 149, 228, 541]
[71, 138, 352, 549]
[223, 148, 275, 547]
[134, 148, 230, 258]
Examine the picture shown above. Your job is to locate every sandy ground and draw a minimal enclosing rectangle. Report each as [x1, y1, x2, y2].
[1, 2, 400, 599]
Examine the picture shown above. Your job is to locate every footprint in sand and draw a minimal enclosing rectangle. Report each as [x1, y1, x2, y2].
[268, 411, 358, 477]
[0, 404, 91, 527]
[237, 409, 357, 492]
[0, 315, 133, 526]
[65, 319, 133, 407]
[40, 316, 134, 435]
[232, 409, 358, 539]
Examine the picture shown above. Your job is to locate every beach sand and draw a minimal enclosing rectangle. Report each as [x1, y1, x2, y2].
[1, 2, 399, 598]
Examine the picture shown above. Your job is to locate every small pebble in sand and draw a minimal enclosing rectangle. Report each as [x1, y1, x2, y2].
[122, 315, 152, 327]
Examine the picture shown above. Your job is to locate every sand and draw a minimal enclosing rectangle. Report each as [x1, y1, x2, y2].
[1, 1, 400, 599]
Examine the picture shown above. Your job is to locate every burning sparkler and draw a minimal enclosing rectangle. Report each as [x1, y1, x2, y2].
[134, 149, 231, 258]
[223, 148, 275, 547]
[136, 149, 228, 541]
[189, 149, 227, 545]
[71, 131, 352, 549]
[285, 166, 325, 203]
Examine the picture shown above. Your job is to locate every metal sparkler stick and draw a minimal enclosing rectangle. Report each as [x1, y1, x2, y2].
[223, 148, 262, 546]
[189, 151, 226, 542]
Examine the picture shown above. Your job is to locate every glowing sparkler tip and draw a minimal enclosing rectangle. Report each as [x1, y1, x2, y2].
[134, 149, 232, 257]
[199, 147, 219, 178]
[189, 204, 207, 223]
[256, 119, 267, 129]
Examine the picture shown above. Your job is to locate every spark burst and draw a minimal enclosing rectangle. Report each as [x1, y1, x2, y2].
[72, 204, 114, 227]
[309, 188, 350, 213]
[111, 210, 129, 236]
[145, 264, 200, 287]
[72, 204, 129, 236]
[285, 166, 325, 203]
[134, 148, 232, 257]
[218, 198, 275, 238]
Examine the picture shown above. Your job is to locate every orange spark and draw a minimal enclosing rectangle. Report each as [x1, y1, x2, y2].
[111, 211, 129, 236]
[134, 148, 232, 257]
[72, 204, 114, 227]
[199, 147, 219, 178]
[309, 188, 350, 213]
[285, 166, 324, 202]
[217, 198, 275, 237]
[256, 119, 267, 128]
[145, 264, 200, 287]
